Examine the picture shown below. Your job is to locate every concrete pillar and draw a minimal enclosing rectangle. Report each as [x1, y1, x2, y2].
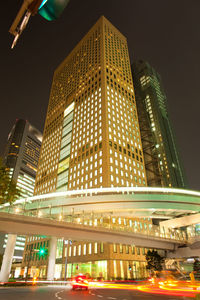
[47, 237, 57, 280]
[0, 234, 17, 282]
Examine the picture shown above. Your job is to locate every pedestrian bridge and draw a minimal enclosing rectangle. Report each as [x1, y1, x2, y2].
[1, 186, 200, 219]
[1, 186, 200, 283]
[1, 186, 200, 250]
[0, 211, 184, 251]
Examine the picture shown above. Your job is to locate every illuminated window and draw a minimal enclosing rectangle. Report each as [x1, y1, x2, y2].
[94, 242, 98, 254]
[113, 260, 117, 278]
[69, 246, 71, 257]
[100, 243, 104, 253]
[83, 244, 86, 255]
[113, 244, 117, 253]
[78, 245, 81, 256]
[88, 243, 92, 254]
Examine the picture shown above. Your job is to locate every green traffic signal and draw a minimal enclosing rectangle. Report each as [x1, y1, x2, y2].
[38, 0, 70, 21]
[39, 247, 48, 257]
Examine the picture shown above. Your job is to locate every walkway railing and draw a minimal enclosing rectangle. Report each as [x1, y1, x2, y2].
[1, 186, 200, 243]
[0, 206, 187, 243]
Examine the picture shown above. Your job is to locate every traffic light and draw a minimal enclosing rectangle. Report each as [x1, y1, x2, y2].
[28, 0, 44, 15]
[38, 0, 70, 21]
[9, 0, 70, 48]
[129, 264, 132, 271]
[39, 247, 48, 257]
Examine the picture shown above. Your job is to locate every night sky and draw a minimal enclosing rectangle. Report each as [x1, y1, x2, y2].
[1, 0, 200, 190]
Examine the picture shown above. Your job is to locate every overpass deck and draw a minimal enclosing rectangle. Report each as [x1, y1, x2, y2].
[0, 211, 185, 251]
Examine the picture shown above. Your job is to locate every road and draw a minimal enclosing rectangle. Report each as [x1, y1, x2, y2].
[0, 285, 192, 300]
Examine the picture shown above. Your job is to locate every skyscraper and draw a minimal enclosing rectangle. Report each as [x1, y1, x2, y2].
[0, 119, 42, 263]
[35, 17, 146, 194]
[4, 119, 42, 198]
[131, 60, 186, 188]
[22, 16, 150, 280]
[34, 16, 146, 195]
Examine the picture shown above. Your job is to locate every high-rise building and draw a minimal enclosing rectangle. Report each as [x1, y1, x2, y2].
[22, 16, 150, 280]
[34, 16, 146, 195]
[4, 119, 42, 198]
[131, 60, 186, 188]
[0, 119, 42, 263]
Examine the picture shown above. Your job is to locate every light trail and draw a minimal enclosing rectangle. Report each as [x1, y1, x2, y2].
[88, 280, 200, 298]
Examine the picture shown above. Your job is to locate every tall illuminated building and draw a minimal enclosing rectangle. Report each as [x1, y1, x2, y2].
[34, 16, 146, 195]
[132, 60, 186, 188]
[4, 119, 42, 197]
[23, 16, 150, 280]
[0, 119, 42, 263]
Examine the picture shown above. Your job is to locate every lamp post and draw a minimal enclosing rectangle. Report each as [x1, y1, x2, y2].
[64, 240, 72, 281]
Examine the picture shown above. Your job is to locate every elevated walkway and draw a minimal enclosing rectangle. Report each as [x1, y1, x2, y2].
[0, 211, 185, 250]
[1, 187, 200, 219]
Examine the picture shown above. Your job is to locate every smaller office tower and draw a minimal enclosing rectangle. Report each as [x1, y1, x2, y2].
[4, 119, 42, 198]
[132, 60, 186, 188]
[0, 119, 42, 264]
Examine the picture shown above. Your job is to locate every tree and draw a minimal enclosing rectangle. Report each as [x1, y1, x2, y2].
[193, 259, 200, 274]
[145, 250, 164, 273]
[0, 157, 21, 205]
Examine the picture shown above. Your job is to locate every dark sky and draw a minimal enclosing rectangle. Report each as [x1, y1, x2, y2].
[1, 0, 200, 190]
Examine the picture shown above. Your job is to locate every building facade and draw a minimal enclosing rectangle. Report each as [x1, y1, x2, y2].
[131, 60, 186, 188]
[0, 119, 42, 265]
[4, 119, 42, 198]
[34, 16, 146, 195]
[22, 16, 150, 279]
[22, 235, 150, 280]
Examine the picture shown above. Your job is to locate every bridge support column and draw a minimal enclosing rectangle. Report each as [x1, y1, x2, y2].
[47, 237, 57, 280]
[0, 234, 17, 282]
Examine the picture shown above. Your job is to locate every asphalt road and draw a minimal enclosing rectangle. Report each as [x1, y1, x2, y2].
[0, 285, 190, 300]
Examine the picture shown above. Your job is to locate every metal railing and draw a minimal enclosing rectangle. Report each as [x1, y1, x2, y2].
[0, 206, 188, 243]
